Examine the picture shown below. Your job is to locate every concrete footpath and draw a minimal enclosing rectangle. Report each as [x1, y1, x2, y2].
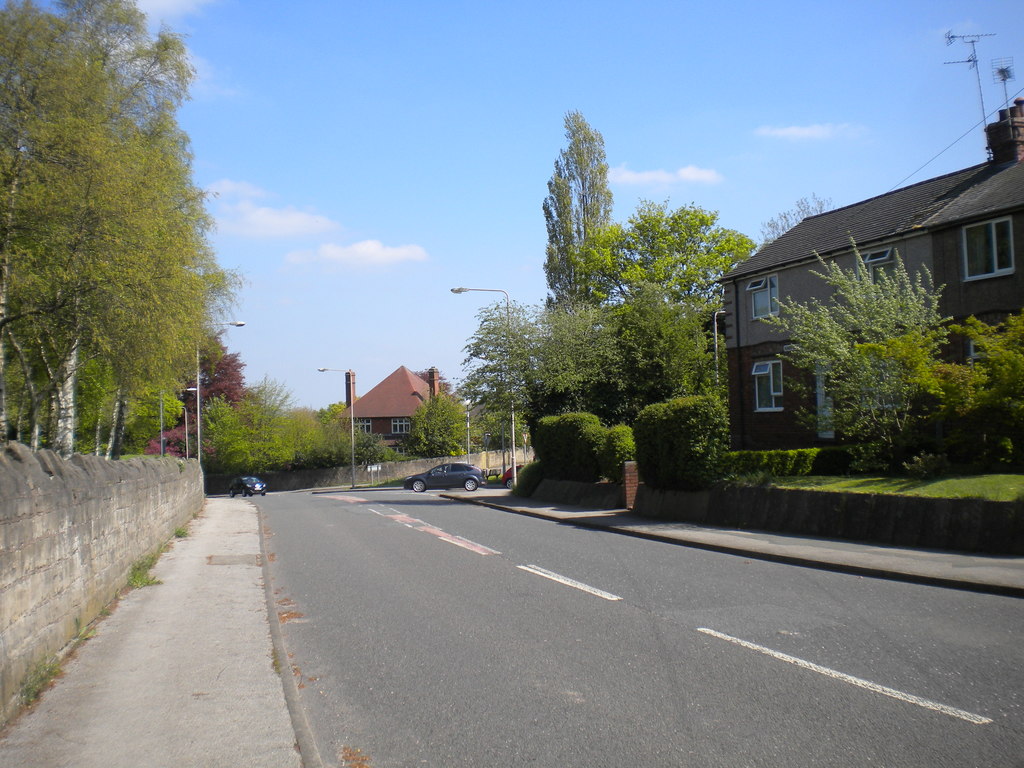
[0, 497, 301, 768]
[444, 489, 1024, 597]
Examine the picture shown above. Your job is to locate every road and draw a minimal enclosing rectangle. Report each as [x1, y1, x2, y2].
[256, 487, 1023, 767]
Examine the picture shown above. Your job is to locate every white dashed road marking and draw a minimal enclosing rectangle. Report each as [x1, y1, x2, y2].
[697, 627, 992, 725]
[516, 565, 623, 601]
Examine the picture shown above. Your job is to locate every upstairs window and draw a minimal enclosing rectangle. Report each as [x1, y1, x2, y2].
[863, 249, 894, 282]
[747, 275, 779, 319]
[963, 218, 1014, 279]
[356, 418, 372, 433]
[391, 417, 411, 434]
[752, 360, 783, 411]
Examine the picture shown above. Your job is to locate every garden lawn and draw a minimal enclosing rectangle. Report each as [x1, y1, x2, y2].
[774, 474, 1024, 502]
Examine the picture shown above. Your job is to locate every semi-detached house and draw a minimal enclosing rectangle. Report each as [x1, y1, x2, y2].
[720, 98, 1024, 450]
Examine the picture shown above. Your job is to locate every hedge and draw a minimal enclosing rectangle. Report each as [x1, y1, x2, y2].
[532, 412, 604, 482]
[634, 395, 729, 491]
[724, 446, 853, 477]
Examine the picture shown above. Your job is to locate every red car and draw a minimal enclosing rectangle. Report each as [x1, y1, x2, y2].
[500, 465, 523, 489]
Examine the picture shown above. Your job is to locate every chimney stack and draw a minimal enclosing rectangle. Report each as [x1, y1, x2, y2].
[345, 370, 356, 408]
[986, 97, 1024, 164]
[427, 367, 440, 399]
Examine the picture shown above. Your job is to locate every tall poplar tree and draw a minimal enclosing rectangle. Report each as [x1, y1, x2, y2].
[542, 111, 614, 307]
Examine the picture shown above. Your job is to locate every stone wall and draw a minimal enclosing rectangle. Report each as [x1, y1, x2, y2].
[634, 485, 1024, 555]
[0, 443, 204, 725]
[203, 449, 535, 495]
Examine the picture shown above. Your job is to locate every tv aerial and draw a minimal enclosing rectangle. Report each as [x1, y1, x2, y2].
[945, 30, 996, 128]
[992, 57, 1015, 109]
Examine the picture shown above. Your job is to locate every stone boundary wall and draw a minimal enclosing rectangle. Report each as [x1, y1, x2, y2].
[633, 485, 1024, 555]
[204, 449, 535, 495]
[0, 443, 204, 725]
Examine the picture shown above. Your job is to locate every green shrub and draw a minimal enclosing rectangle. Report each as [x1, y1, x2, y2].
[723, 447, 853, 477]
[599, 424, 635, 483]
[533, 412, 604, 482]
[634, 396, 729, 491]
[511, 461, 544, 497]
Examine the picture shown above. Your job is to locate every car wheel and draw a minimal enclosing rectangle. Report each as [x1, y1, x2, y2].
[505, 478, 514, 489]
[412, 479, 426, 493]
[464, 477, 479, 491]
[229, 489, 236, 498]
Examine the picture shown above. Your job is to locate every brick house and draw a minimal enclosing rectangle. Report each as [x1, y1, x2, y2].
[721, 98, 1024, 450]
[343, 366, 442, 446]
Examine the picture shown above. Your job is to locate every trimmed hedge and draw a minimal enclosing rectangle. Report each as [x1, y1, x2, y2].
[725, 446, 854, 477]
[511, 461, 544, 497]
[533, 412, 605, 482]
[599, 424, 635, 484]
[634, 396, 729, 491]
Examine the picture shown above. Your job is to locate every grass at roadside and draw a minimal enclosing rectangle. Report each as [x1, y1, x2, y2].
[773, 474, 1024, 502]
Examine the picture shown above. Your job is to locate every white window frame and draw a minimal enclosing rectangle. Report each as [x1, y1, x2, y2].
[747, 275, 779, 319]
[962, 217, 1014, 280]
[391, 417, 411, 434]
[356, 418, 372, 433]
[752, 360, 783, 412]
[863, 249, 893, 282]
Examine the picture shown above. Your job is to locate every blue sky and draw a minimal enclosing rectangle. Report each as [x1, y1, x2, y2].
[136, 0, 1024, 409]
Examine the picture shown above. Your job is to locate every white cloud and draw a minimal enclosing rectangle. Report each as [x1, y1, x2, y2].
[217, 200, 340, 238]
[755, 123, 865, 140]
[609, 164, 724, 185]
[287, 241, 429, 269]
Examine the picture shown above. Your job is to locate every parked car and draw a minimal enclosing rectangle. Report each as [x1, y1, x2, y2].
[228, 476, 267, 497]
[404, 463, 485, 492]
[500, 465, 524, 489]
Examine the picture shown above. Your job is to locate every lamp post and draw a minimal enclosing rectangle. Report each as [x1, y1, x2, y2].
[450, 287, 517, 488]
[184, 387, 197, 459]
[196, 321, 245, 472]
[318, 368, 357, 489]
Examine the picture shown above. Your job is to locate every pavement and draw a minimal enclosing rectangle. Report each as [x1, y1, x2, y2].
[0, 497, 303, 768]
[2, 488, 1022, 768]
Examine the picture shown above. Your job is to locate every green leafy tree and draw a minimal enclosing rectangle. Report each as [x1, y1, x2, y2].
[0, 0, 236, 455]
[936, 311, 1024, 466]
[587, 201, 755, 307]
[542, 111, 614, 307]
[406, 394, 466, 458]
[767, 249, 948, 469]
[204, 377, 294, 474]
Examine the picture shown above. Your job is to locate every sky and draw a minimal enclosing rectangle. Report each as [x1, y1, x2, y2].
[133, 0, 1024, 410]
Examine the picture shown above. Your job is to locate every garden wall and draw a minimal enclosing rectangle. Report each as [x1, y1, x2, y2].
[203, 449, 535, 495]
[0, 443, 204, 726]
[633, 485, 1024, 555]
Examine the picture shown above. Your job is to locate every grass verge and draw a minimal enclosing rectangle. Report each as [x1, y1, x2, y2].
[773, 474, 1024, 502]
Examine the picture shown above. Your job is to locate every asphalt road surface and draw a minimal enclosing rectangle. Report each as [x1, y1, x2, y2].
[255, 488, 1023, 768]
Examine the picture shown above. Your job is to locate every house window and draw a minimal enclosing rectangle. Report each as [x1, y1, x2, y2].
[356, 418, 372, 433]
[963, 218, 1014, 279]
[391, 417, 411, 434]
[863, 249, 893, 282]
[747, 275, 779, 319]
[752, 360, 783, 411]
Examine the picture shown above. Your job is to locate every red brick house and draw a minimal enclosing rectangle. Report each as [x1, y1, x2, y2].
[343, 366, 442, 446]
[721, 98, 1024, 450]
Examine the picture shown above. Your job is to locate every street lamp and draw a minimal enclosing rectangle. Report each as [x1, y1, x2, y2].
[184, 387, 197, 459]
[196, 321, 245, 472]
[451, 286, 517, 488]
[318, 368, 357, 489]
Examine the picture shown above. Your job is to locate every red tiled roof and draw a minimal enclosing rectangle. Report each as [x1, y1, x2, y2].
[346, 366, 430, 419]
